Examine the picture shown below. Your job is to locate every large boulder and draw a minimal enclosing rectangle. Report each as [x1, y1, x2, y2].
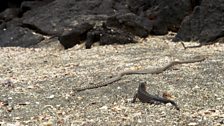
[106, 13, 152, 37]
[0, 26, 44, 47]
[128, 0, 193, 35]
[174, 0, 224, 43]
[58, 22, 93, 49]
[22, 0, 130, 36]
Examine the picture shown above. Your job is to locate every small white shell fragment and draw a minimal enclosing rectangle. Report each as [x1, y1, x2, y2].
[46, 95, 55, 99]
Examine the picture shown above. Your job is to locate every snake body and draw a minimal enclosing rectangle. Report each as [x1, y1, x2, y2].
[74, 56, 205, 92]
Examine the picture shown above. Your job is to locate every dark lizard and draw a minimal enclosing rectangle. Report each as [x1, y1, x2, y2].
[132, 82, 180, 110]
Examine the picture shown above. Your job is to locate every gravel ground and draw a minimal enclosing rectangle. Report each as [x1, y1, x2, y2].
[0, 34, 224, 126]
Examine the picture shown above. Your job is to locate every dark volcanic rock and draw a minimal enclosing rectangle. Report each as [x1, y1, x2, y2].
[1, 0, 134, 48]
[146, 0, 192, 34]
[106, 13, 152, 37]
[99, 29, 136, 46]
[85, 24, 136, 49]
[0, 26, 44, 47]
[22, 0, 130, 36]
[21, 0, 55, 12]
[1, 0, 223, 48]
[0, 0, 23, 11]
[58, 23, 93, 49]
[127, 0, 153, 15]
[174, 0, 224, 43]
[0, 0, 54, 47]
[128, 0, 192, 35]
[0, 8, 22, 21]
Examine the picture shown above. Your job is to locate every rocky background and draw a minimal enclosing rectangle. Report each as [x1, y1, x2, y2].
[0, 0, 224, 48]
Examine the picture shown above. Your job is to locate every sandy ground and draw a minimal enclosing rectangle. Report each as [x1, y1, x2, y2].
[0, 34, 224, 126]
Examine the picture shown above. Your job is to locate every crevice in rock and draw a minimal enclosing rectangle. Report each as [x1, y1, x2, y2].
[20, 23, 54, 36]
